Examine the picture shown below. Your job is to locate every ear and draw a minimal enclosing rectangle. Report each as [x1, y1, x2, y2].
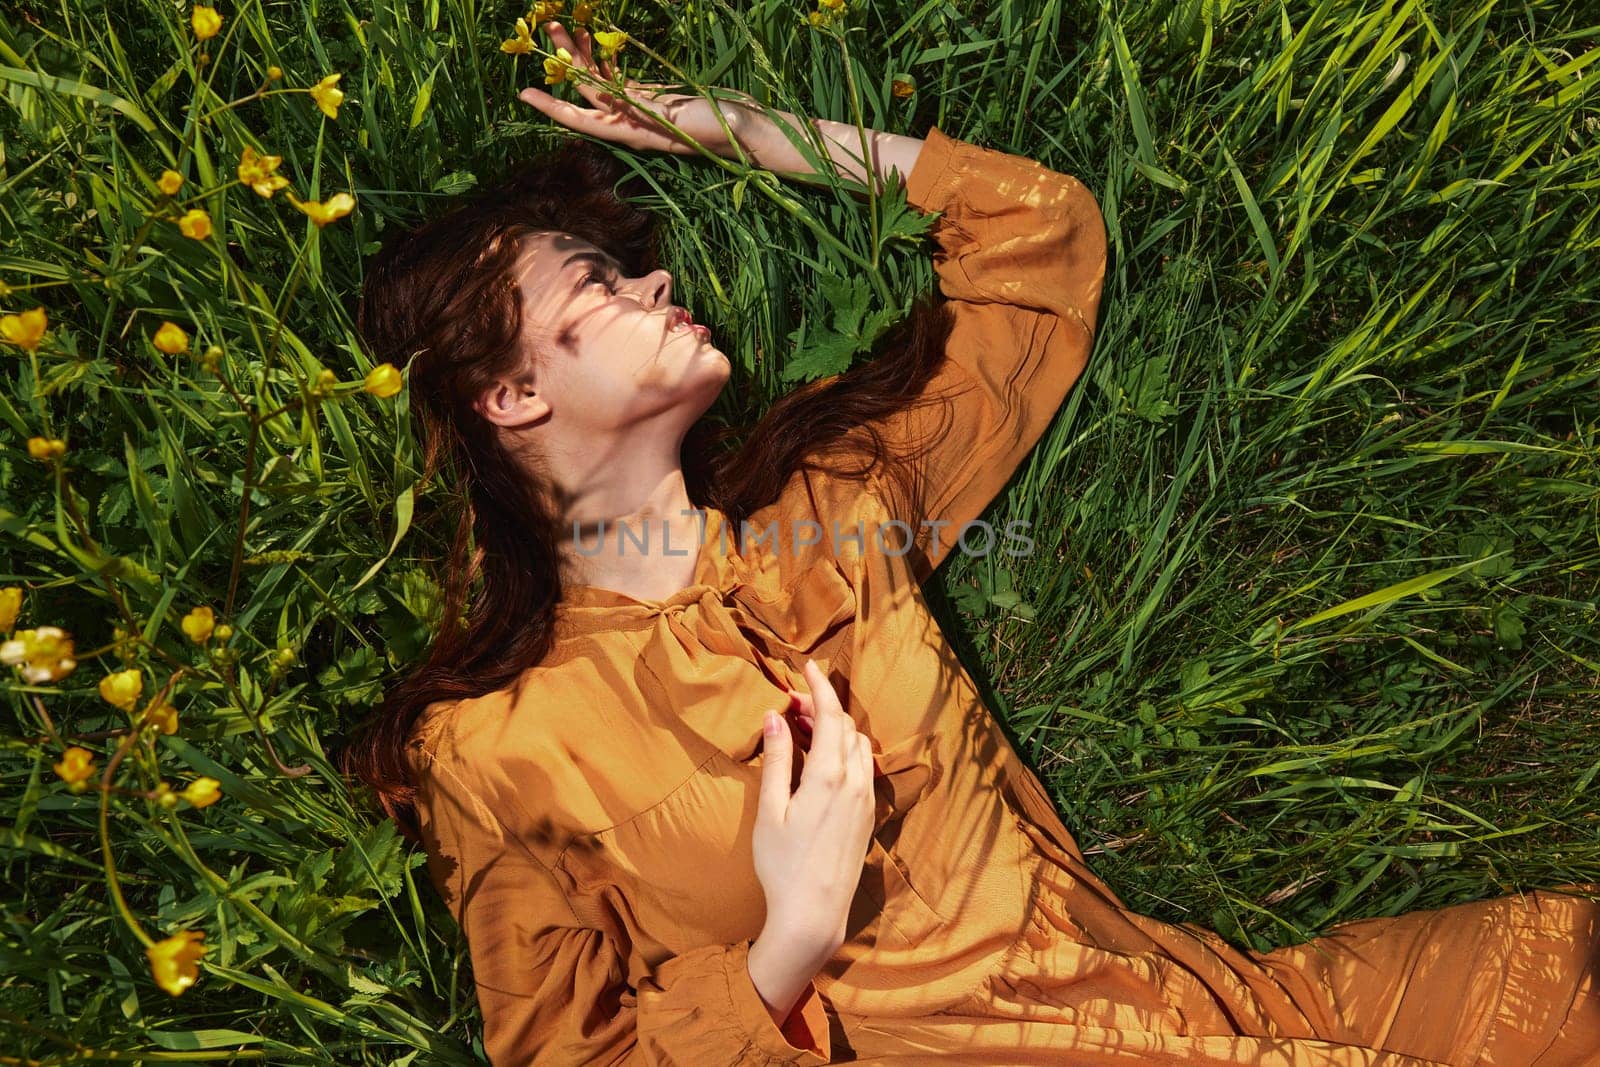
[474, 375, 551, 430]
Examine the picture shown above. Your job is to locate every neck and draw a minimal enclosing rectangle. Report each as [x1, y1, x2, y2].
[557, 468, 711, 594]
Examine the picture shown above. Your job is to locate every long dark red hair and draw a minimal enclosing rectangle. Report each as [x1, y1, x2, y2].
[338, 138, 955, 844]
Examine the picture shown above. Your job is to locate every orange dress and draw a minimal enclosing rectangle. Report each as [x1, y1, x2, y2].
[408, 126, 1600, 1065]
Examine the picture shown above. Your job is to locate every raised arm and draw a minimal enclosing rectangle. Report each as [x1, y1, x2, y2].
[880, 125, 1108, 580]
[754, 122, 1109, 582]
[413, 750, 832, 1065]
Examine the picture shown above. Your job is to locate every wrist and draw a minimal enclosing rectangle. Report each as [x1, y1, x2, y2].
[746, 931, 800, 1024]
[722, 106, 810, 172]
[747, 922, 833, 1021]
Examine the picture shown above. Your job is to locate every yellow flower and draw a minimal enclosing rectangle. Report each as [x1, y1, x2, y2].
[0, 587, 21, 632]
[286, 191, 356, 228]
[158, 170, 185, 196]
[501, 17, 534, 55]
[363, 363, 403, 398]
[99, 668, 144, 712]
[1, 306, 48, 351]
[191, 5, 223, 41]
[214, 623, 234, 642]
[53, 745, 97, 790]
[26, 437, 66, 461]
[153, 321, 190, 355]
[181, 606, 215, 644]
[201, 345, 224, 373]
[808, 0, 846, 26]
[144, 701, 180, 736]
[177, 208, 212, 240]
[571, 1, 594, 24]
[266, 65, 283, 81]
[891, 77, 914, 98]
[146, 930, 208, 996]
[592, 30, 627, 59]
[1, 626, 77, 683]
[152, 781, 181, 809]
[182, 777, 222, 808]
[309, 73, 344, 119]
[543, 46, 576, 85]
[529, 0, 565, 19]
[237, 145, 289, 199]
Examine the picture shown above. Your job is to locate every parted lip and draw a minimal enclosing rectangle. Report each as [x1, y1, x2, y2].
[668, 306, 694, 330]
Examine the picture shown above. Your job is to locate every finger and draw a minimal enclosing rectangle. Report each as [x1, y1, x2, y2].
[786, 685, 831, 733]
[559, 26, 616, 106]
[517, 88, 646, 148]
[782, 695, 813, 745]
[539, 22, 611, 106]
[551, 20, 604, 83]
[783, 692, 814, 730]
[757, 709, 792, 822]
[795, 664, 842, 765]
[788, 711, 814, 747]
[803, 658, 845, 720]
[517, 86, 602, 132]
[858, 733, 876, 783]
[542, 20, 579, 60]
[803, 658, 853, 768]
[583, 27, 620, 82]
[573, 25, 599, 70]
[567, 23, 596, 67]
[575, 79, 620, 114]
[798, 661, 846, 739]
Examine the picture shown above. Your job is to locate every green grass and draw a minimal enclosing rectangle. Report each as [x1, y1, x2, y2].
[2, 0, 1597, 1059]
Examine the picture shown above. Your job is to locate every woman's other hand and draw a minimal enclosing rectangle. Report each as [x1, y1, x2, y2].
[752, 658, 877, 959]
[517, 21, 758, 158]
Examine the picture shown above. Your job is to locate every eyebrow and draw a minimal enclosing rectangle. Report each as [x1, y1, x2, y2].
[559, 251, 618, 289]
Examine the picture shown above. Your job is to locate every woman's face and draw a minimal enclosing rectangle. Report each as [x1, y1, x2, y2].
[478, 229, 729, 440]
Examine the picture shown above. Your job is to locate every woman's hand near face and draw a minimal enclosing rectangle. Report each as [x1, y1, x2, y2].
[744, 658, 877, 1026]
[517, 22, 760, 158]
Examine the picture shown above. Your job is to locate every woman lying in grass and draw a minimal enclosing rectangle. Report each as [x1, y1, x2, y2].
[341, 20, 1600, 1066]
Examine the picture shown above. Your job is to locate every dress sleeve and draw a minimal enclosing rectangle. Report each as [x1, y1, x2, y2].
[856, 124, 1108, 582]
[413, 750, 833, 1066]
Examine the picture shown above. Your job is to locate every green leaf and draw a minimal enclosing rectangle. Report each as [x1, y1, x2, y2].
[409, 62, 442, 129]
[352, 482, 417, 592]
[1491, 602, 1526, 649]
[0, 65, 157, 133]
[1179, 658, 1212, 694]
[1286, 558, 1488, 633]
[781, 326, 856, 383]
[430, 170, 477, 195]
[144, 1028, 270, 1050]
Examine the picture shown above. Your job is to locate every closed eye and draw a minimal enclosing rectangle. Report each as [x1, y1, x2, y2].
[583, 269, 618, 292]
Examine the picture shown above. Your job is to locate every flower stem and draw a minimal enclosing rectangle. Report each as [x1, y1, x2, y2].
[98, 726, 155, 949]
[835, 33, 892, 306]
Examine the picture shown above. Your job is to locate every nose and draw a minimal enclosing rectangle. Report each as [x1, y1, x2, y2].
[631, 268, 672, 309]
